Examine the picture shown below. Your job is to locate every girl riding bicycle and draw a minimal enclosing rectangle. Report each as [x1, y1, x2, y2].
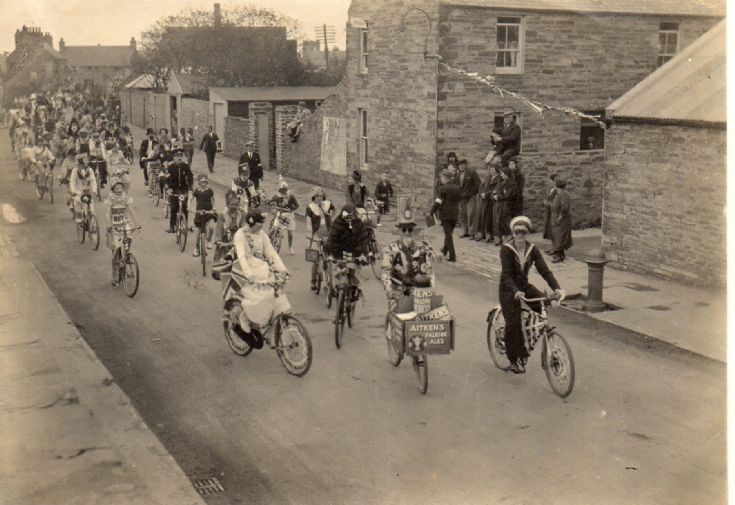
[105, 177, 138, 286]
[191, 174, 217, 257]
[305, 186, 335, 291]
[268, 179, 299, 255]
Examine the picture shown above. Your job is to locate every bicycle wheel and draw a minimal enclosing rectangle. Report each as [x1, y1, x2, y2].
[36, 185, 43, 200]
[369, 241, 381, 280]
[385, 313, 402, 367]
[122, 253, 140, 298]
[347, 289, 356, 328]
[153, 185, 160, 207]
[487, 309, 512, 371]
[334, 289, 346, 349]
[177, 214, 187, 252]
[76, 217, 86, 243]
[47, 180, 53, 204]
[276, 315, 313, 377]
[200, 232, 207, 277]
[271, 229, 282, 253]
[411, 355, 429, 394]
[542, 330, 575, 398]
[88, 215, 100, 251]
[314, 269, 322, 296]
[223, 301, 252, 357]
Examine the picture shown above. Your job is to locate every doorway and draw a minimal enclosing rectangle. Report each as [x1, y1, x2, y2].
[257, 112, 270, 170]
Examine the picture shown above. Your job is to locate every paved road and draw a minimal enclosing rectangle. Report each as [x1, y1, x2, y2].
[0, 130, 725, 505]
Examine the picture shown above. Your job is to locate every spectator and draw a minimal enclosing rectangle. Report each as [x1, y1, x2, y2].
[476, 164, 499, 242]
[485, 112, 521, 167]
[550, 176, 573, 263]
[182, 128, 195, 167]
[542, 173, 558, 251]
[457, 159, 480, 238]
[158, 128, 170, 146]
[238, 140, 263, 189]
[492, 166, 517, 245]
[347, 170, 367, 209]
[374, 172, 394, 216]
[199, 126, 219, 173]
[507, 158, 524, 217]
[430, 168, 460, 262]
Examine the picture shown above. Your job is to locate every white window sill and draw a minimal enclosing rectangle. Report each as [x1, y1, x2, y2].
[495, 67, 523, 75]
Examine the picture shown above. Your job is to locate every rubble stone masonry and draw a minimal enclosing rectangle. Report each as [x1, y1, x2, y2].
[602, 123, 725, 286]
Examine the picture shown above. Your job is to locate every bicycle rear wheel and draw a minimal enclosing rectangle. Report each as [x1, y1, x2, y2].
[47, 180, 53, 204]
[177, 214, 187, 252]
[223, 301, 252, 356]
[276, 315, 312, 377]
[412, 355, 428, 394]
[271, 229, 282, 253]
[122, 253, 140, 298]
[153, 185, 160, 207]
[76, 218, 86, 243]
[542, 330, 575, 398]
[369, 240, 381, 280]
[334, 290, 346, 349]
[487, 309, 511, 371]
[200, 232, 207, 276]
[88, 215, 100, 251]
[347, 288, 357, 328]
[385, 313, 402, 367]
[36, 185, 43, 200]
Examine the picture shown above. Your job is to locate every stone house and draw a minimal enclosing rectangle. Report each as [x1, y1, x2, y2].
[281, 0, 723, 225]
[58, 38, 137, 93]
[603, 20, 725, 286]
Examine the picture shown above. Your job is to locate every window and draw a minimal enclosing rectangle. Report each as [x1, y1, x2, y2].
[658, 22, 679, 67]
[493, 112, 522, 152]
[579, 112, 605, 150]
[496, 17, 523, 73]
[358, 108, 368, 167]
[359, 26, 368, 74]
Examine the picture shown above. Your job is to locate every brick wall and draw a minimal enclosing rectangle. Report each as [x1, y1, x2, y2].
[275, 105, 297, 172]
[602, 123, 725, 286]
[436, 6, 720, 226]
[280, 83, 348, 191]
[248, 102, 274, 169]
[346, 0, 441, 211]
[224, 116, 251, 158]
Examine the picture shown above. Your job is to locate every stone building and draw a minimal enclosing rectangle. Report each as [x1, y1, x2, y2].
[603, 20, 725, 286]
[302, 40, 346, 70]
[282, 0, 723, 225]
[58, 37, 137, 93]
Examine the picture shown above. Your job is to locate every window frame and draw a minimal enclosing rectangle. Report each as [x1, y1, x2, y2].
[579, 111, 605, 151]
[495, 16, 524, 75]
[359, 26, 368, 75]
[358, 108, 368, 168]
[657, 22, 680, 67]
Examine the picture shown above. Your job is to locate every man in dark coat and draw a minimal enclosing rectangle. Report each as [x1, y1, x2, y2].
[199, 126, 219, 173]
[430, 169, 461, 262]
[138, 128, 159, 186]
[238, 140, 263, 189]
[165, 149, 194, 233]
[487, 112, 522, 167]
[457, 160, 481, 238]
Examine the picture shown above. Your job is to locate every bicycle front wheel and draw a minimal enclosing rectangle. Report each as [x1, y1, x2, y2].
[223, 301, 252, 356]
[271, 229, 282, 253]
[543, 330, 575, 398]
[153, 186, 160, 207]
[88, 215, 100, 251]
[412, 355, 429, 394]
[487, 309, 511, 371]
[47, 180, 53, 204]
[177, 214, 187, 252]
[385, 313, 402, 367]
[369, 240, 381, 280]
[200, 233, 207, 276]
[334, 289, 346, 349]
[122, 253, 140, 298]
[76, 218, 86, 243]
[276, 315, 313, 377]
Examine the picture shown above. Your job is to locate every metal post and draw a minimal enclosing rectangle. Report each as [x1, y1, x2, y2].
[584, 248, 608, 312]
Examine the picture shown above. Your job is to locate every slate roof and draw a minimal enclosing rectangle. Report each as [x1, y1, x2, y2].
[209, 86, 336, 102]
[61, 45, 135, 67]
[607, 19, 725, 126]
[124, 74, 157, 89]
[169, 73, 208, 95]
[441, 0, 725, 17]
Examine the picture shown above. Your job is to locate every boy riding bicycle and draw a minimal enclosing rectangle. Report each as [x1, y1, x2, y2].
[105, 177, 139, 286]
[191, 174, 217, 257]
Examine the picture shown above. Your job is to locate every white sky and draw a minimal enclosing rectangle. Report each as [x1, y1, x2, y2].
[0, 0, 350, 53]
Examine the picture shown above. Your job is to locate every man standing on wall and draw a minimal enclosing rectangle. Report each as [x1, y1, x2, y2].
[238, 140, 263, 189]
[199, 126, 219, 173]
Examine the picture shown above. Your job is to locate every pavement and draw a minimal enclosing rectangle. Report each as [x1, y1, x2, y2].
[0, 228, 206, 504]
[131, 124, 725, 364]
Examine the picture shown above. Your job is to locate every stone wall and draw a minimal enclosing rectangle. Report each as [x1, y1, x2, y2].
[275, 105, 298, 172]
[346, 0, 441, 211]
[224, 116, 251, 158]
[602, 122, 726, 286]
[179, 98, 211, 145]
[436, 6, 720, 226]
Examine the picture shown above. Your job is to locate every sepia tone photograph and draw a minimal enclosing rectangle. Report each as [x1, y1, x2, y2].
[0, 0, 727, 504]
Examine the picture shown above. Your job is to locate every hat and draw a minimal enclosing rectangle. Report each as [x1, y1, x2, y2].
[310, 186, 325, 199]
[509, 216, 532, 232]
[76, 153, 88, 161]
[245, 140, 254, 146]
[352, 170, 362, 183]
[197, 173, 209, 183]
[245, 209, 266, 226]
[396, 194, 417, 229]
[440, 168, 454, 179]
[173, 148, 185, 156]
[146, 128, 155, 135]
[278, 179, 288, 191]
[109, 177, 126, 191]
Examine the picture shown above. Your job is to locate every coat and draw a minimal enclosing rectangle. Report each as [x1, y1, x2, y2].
[430, 181, 460, 222]
[326, 216, 368, 259]
[551, 189, 573, 252]
[542, 187, 558, 240]
[238, 151, 263, 180]
[138, 138, 159, 168]
[499, 241, 560, 296]
[199, 132, 219, 154]
[457, 168, 481, 201]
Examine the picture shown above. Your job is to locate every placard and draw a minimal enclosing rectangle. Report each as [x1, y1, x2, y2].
[320, 116, 346, 175]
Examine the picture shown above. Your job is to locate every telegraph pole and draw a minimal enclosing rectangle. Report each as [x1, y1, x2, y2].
[314, 25, 336, 69]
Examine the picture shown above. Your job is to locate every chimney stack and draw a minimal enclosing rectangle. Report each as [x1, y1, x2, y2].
[214, 3, 222, 29]
[59, 37, 65, 51]
[130, 37, 137, 50]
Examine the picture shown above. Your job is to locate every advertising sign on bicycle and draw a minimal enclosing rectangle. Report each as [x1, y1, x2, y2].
[405, 320, 453, 356]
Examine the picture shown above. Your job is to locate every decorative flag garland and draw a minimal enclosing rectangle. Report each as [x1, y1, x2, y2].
[439, 62, 607, 129]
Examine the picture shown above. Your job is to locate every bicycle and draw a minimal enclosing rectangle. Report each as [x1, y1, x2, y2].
[268, 207, 290, 253]
[75, 194, 100, 250]
[172, 193, 188, 252]
[305, 237, 327, 295]
[329, 253, 366, 349]
[194, 210, 217, 276]
[361, 200, 383, 280]
[215, 248, 313, 377]
[34, 161, 54, 204]
[148, 165, 162, 207]
[486, 294, 575, 398]
[110, 225, 141, 297]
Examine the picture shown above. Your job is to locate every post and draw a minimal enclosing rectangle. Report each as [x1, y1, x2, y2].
[322, 24, 330, 68]
[584, 248, 608, 312]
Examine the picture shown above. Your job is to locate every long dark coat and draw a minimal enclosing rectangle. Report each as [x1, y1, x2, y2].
[551, 189, 573, 252]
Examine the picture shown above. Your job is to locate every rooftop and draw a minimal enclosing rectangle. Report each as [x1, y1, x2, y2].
[209, 86, 337, 102]
[169, 73, 209, 96]
[61, 45, 135, 67]
[607, 19, 725, 126]
[441, 0, 725, 17]
[124, 74, 157, 90]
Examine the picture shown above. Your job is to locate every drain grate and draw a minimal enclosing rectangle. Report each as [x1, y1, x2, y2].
[193, 477, 225, 496]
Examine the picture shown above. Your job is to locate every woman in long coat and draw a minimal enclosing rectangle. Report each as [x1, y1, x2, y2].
[550, 176, 573, 262]
[478, 164, 499, 242]
[492, 167, 517, 245]
[542, 173, 558, 247]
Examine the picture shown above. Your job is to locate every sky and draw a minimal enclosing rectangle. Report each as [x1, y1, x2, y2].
[0, 0, 350, 53]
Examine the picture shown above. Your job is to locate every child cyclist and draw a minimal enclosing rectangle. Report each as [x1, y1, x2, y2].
[190, 173, 217, 257]
[105, 177, 138, 287]
[267, 179, 299, 255]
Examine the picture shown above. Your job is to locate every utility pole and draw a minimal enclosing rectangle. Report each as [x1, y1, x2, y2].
[314, 25, 336, 69]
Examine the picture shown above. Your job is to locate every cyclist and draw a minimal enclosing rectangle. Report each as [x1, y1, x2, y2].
[326, 203, 368, 302]
[139, 127, 159, 186]
[231, 168, 258, 210]
[304, 186, 335, 291]
[105, 177, 138, 286]
[267, 179, 299, 255]
[231, 209, 290, 349]
[165, 148, 193, 233]
[215, 191, 247, 247]
[89, 133, 108, 189]
[190, 173, 217, 257]
[499, 215, 565, 374]
[32, 132, 56, 194]
[106, 140, 130, 191]
[380, 215, 436, 312]
[145, 144, 163, 198]
[59, 147, 77, 186]
[69, 153, 98, 222]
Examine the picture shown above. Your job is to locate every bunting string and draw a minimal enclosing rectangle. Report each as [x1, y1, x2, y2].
[439, 62, 607, 129]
